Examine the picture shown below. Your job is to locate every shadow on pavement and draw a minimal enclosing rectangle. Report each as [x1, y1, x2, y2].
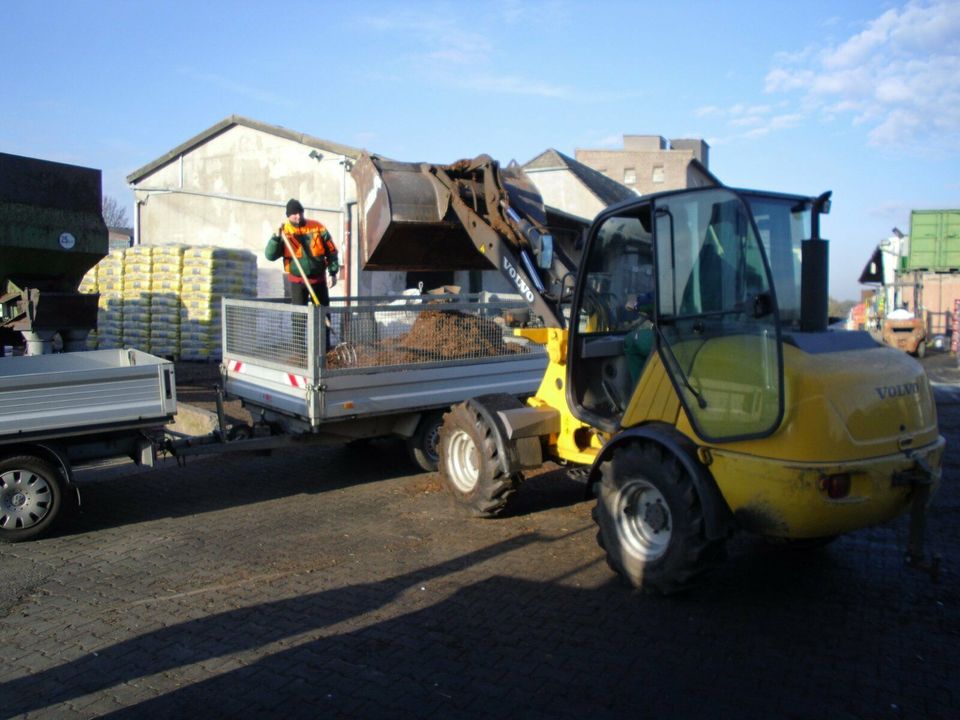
[4, 526, 954, 720]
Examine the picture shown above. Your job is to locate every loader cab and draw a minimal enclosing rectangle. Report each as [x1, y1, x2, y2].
[568, 187, 785, 442]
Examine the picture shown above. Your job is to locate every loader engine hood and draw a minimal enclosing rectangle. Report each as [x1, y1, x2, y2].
[768, 335, 940, 461]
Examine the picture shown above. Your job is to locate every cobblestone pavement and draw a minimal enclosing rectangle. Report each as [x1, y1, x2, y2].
[1, 361, 957, 720]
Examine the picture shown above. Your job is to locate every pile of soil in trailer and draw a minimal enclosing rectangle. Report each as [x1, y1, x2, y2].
[325, 310, 528, 369]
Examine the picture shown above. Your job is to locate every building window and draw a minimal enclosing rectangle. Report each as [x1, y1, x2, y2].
[623, 168, 636, 185]
[652, 165, 665, 183]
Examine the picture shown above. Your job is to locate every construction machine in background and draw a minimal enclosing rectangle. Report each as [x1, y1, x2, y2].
[0, 152, 107, 355]
[352, 152, 944, 594]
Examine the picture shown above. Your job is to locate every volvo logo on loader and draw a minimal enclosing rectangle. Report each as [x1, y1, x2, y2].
[875, 382, 920, 400]
[503, 257, 535, 303]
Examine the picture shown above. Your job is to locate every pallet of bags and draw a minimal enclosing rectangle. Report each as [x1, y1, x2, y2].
[79, 263, 99, 349]
[122, 246, 152, 352]
[149, 245, 185, 358]
[95, 249, 125, 349]
[179, 247, 258, 361]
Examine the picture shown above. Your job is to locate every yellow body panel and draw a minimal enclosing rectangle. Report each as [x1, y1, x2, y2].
[722, 343, 940, 462]
[530, 327, 943, 539]
[622, 353, 681, 427]
[708, 437, 944, 537]
[522, 327, 601, 465]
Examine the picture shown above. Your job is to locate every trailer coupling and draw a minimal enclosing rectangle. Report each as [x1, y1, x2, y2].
[893, 452, 941, 581]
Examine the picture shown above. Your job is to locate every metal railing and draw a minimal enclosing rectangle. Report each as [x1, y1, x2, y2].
[223, 295, 545, 376]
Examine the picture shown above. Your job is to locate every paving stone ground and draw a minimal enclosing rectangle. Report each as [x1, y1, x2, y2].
[1, 358, 958, 720]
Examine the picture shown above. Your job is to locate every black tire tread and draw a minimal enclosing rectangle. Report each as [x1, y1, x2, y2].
[438, 402, 520, 517]
[593, 441, 725, 595]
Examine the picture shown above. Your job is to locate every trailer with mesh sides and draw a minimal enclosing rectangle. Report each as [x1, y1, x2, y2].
[216, 294, 548, 471]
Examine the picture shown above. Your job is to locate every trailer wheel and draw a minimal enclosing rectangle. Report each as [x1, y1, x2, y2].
[438, 402, 520, 517]
[593, 442, 724, 594]
[407, 411, 444, 473]
[0, 455, 65, 542]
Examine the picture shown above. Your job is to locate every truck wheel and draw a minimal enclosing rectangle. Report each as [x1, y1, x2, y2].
[438, 402, 520, 517]
[407, 411, 443, 473]
[593, 442, 724, 594]
[0, 456, 65, 542]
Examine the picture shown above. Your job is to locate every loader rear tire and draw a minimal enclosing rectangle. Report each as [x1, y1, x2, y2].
[438, 402, 520, 517]
[593, 442, 724, 594]
[0, 455, 66, 543]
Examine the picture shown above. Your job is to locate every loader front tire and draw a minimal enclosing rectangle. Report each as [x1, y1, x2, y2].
[438, 402, 520, 517]
[593, 442, 724, 594]
[0, 455, 66, 542]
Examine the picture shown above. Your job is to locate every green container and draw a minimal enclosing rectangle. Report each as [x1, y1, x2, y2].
[0, 152, 108, 292]
[907, 210, 960, 271]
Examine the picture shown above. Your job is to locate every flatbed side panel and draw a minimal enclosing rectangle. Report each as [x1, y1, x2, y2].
[0, 348, 176, 437]
[320, 355, 548, 420]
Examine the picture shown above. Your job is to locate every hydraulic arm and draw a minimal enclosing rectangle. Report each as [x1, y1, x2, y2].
[352, 152, 582, 327]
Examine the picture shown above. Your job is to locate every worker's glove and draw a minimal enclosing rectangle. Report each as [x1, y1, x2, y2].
[328, 273, 338, 289]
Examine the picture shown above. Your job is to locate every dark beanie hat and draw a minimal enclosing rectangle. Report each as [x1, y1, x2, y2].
[285, 198, 304, 216]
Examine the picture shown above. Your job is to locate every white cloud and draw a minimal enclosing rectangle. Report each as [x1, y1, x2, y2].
[697, 102, 802, 143]
[357, 3, 582, 101]
[765, 1, 960, 154]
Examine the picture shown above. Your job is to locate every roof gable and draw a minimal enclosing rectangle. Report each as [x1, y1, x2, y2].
[524, 148, 636, 206]
[126, 115, 362, 184]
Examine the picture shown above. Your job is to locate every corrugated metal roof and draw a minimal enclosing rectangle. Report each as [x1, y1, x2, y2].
[126, 115, 363, 184]
[523, 148, 637, 206]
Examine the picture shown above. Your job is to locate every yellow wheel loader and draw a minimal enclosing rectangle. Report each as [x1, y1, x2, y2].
[352, 153, 943, 594]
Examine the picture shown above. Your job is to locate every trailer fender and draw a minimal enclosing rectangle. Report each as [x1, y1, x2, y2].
[461, 394, 542, 475]
[586, 425, 733, 541]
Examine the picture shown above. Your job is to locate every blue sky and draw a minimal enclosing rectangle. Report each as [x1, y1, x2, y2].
[2, 0, 958, 300]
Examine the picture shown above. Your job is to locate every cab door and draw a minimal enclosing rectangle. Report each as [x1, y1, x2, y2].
[651, 188, 783, 441]
[568, 188, 784, 442]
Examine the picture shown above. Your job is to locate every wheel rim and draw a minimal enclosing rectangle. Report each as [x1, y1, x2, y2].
[423, 422, 441, 464]
[0, 468, 52, 530]
[446, 429, 480, 493]
[614, 478, 672, 562]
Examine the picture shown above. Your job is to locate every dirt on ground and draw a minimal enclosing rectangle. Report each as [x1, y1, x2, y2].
[326, 310, 527, 369]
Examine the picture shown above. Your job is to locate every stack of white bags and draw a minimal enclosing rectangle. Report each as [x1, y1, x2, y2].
[179, 247, 258, 361]
[79, 245, 258, 360]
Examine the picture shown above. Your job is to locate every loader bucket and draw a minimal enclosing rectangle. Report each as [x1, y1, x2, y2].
[351, 154, 495, 271]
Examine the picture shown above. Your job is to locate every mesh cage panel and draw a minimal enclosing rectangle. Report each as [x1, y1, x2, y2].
[324, 299, 544, 372]
[223, 297, 545, 374]
[224, 301, 310, 370]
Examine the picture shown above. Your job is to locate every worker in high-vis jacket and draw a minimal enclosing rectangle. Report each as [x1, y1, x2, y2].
[265, 198, 340, 307]
[265, 198, 341, 350]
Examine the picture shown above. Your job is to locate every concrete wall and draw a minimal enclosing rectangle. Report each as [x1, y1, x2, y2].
[576, 136, 714, 195]
[131, 125, 406, 298]
[524, 166, 606, 220]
